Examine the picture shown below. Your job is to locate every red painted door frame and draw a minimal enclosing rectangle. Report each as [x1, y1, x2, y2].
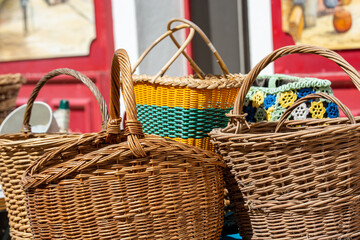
[0, 0, 114, 132]
[183, 0, 194, 75]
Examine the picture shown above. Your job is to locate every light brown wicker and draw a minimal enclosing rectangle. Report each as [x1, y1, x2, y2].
[0, 68, 108, 240]
[22, 49, 225, 240]
[0, 73, 26, 124]
[210, 45, 360, 240]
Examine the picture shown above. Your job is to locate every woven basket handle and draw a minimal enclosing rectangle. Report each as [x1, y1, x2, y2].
[232, 45, 360, 118]
[132, 24, 196, 82]
[108, 49, 146, 157]
[167, 18, 229, 77]
[275, 93, 356, 132]
[22, 68, 109, 133]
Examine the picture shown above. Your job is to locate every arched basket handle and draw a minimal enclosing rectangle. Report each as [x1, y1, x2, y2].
[108, 49, 146, 157]
[22, 68, 109, 132]
[132, 24, 196, 82]
[167, 18, 229, 77]
[132, 18, 230, 82]
[229, 45, 360, 133]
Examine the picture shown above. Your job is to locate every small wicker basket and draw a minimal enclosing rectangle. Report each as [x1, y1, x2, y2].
[0, 73, 26, 124]
[22, 49, 225, 240]
[0, 69, 108, 240]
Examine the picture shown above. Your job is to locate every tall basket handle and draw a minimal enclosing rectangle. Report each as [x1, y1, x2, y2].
[108, 49, 146, 157]
[22, 68, 109, 133]
[22, 49, 145, 190]
[167, 18, 230, 77]
[275, 93, 356, 132]
[132, 19, 230, 82]
[231, 45, 360, 126]
[132, 24, 196, 81]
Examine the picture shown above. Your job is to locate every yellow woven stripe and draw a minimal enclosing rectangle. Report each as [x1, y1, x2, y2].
[134, 82, 239, 109]
[165, 136, 215, 152]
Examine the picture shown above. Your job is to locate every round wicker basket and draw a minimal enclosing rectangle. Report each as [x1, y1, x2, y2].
[210, 45, 360, 239]
[22, 49, 225, 240]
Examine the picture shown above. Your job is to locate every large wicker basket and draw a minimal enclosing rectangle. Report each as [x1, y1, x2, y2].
[210, 45, 360, 239]
[22, 49, 225, 240]
[133, 18, 244, 151]
[0, 69, 108, 240]
[0, 73, 26, 124]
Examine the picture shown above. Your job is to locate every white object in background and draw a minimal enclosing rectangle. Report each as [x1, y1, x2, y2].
[53, 99, 70, 133]
[0, 101, 59, 134]
[0, 184, 4, 199]
[247, 0, 274, 75]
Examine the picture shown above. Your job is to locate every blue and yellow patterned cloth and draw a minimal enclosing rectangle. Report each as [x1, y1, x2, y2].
[244, 74, 339, 122]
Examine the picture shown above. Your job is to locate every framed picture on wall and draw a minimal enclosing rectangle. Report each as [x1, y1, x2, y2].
[281, 0, 357, 50]
[0, 0, 96, 62]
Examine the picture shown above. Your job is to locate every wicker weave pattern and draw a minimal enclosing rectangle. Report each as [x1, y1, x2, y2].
[22, 49, 225, 240]
[0, 74, 26, 124]
[0, 136, 79, 239]
[24, 136, 225, 239]
[133, 73, 244, 89]
[220, 125, 360, 239]
[210, 45, 360, 239]
[0, 68, 108, 240]
[137, 105, 232, 138]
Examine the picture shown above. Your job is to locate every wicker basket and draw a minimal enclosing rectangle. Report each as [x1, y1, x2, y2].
[133, 18, 244, 151]
[0, 73, 26, 125]
[0, 69, 108, 240]
[22, 49, 225, 240]
[210, 45, 360, 239]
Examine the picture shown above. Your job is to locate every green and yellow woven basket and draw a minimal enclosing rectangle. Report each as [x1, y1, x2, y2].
[132, 20, 242, 238]
[134, 74, 243, 151]
[132, 18, 244, 151]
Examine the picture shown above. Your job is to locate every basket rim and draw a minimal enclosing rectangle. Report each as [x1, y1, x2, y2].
[0, 133, 80, 146]
[0, 73, 26, 86]
[133, 73, 244, 89]
[22, 133, 225, 189]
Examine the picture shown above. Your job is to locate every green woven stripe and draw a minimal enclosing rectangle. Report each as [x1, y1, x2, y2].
[137, 104, 232, 139]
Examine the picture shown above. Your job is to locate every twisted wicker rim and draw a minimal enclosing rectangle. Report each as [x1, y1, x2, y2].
[132, 73, 244, 89]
